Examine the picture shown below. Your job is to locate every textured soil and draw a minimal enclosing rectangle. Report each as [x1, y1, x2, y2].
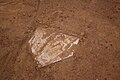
[0, 0, 120, 80]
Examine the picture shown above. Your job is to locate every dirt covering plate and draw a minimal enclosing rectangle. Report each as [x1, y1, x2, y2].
[29, 27, 79, 67]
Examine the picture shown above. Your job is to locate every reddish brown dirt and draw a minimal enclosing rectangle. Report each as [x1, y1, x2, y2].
[0, 0, 120, 80]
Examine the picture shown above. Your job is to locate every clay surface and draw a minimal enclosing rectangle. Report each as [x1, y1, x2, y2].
[0, 0, 120, 80]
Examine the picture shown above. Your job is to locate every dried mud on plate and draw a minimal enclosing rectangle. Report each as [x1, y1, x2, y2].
[28, 27, 79, 67]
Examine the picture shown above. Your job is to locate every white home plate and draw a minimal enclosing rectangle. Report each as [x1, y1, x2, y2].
[29, 27, 79, 67]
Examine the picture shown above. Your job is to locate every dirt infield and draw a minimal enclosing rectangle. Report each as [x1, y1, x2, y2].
[0, 0, 120, 80]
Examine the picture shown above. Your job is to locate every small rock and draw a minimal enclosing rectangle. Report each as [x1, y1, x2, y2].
[80, 32, 85, 36]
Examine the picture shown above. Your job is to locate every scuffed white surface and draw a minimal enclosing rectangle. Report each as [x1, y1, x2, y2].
[29, 28, 79, 67]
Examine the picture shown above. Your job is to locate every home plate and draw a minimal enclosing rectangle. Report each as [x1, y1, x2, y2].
[28, 27, 79, 67]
